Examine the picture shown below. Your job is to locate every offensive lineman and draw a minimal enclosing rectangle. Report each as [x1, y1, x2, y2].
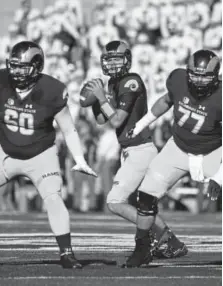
[0, 41, 97, 269]
[81, 40, 187, 258]
[125, 49, 222, 267]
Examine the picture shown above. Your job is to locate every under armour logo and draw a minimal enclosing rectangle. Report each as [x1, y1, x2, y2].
[198, 105, 205, 110]
[25, 104, 33, 109]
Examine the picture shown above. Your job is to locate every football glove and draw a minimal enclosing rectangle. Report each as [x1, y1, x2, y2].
[207, 179, 221, 201]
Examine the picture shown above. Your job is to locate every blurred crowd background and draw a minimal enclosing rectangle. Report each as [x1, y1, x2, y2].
[0, 0, 221, 214]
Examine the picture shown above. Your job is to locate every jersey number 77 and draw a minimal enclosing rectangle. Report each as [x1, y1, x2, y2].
[177, 106, 205, 134]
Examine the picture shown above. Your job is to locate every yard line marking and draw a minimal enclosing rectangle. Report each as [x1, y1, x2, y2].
[0, 260, 220, 268]
[0, 247, 221, 253]
[0, 220, 221, 229]
[0, 233, 221, 239]
[0, 233, 221, 253]
[0, 276, 221, 280]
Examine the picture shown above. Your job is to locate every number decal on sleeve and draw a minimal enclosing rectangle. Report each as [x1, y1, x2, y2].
[4, 109, 34, 135]
[177, 106, 205, 134]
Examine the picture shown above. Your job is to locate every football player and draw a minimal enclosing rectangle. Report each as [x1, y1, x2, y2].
[0, 41, 97, 269]
[126, 49, 222, 267]
[81, 40, 187, 259]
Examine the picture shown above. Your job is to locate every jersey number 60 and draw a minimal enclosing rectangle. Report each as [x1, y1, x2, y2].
[4, 109, 34, 135]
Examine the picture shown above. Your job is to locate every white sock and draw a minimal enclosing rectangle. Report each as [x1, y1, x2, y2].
[44, 193, 70, 235]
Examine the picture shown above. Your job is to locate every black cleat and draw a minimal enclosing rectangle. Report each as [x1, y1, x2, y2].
[60, 248, 82, 269]
[122, 237, 153, 268]
[153, 243, 188, 259]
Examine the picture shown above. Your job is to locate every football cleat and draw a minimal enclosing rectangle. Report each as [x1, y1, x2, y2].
[60, 247, 82, 269]
[122, 237, 153, 268]
[153, 243, 188, 259]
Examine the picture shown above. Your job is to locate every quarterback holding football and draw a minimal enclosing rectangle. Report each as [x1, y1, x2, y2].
[80, 40, 188, 260]
[126, 50, 222, 267]
[0, 41, 97, 269]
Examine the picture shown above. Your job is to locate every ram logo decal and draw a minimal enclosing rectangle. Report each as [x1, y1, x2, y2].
[124, 79, 139, 91]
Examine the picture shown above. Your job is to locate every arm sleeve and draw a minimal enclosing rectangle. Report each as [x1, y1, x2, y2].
[92, 100, 101, 117]
[92, 100, 108, 123]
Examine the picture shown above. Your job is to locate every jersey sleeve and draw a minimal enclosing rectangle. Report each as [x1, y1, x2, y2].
[52, 82, 69, 115]
[166, 70, 176, 102]
[117, 74, 144, 112]
[166, 68, 186, 103]
[0, 69, 9, 88]
[215, 83, 222, 122]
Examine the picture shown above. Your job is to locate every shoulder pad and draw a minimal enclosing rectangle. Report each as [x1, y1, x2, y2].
[166, 68, 186, 92]
[40, 74, 66, 96]
[0, 69, 9, 86]
[38, 74, 68, 106]
[40, 74, 66, 91]
[119, 73, 144, 94]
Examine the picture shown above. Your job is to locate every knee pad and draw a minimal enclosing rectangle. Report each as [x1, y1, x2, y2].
[137, 190, 158, 216]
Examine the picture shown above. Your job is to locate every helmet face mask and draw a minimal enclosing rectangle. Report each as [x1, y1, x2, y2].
[6, 41, 44, 90]
[187, 50, 220, 98]
[6, 60, 35, 88]
[101, 41, 132, 78]
[187, 71, 217, 96]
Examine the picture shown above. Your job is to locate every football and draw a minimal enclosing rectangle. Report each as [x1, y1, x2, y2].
[80, 79, 103, 107]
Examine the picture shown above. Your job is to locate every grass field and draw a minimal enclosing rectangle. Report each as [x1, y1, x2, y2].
[0, 211, 221, 286]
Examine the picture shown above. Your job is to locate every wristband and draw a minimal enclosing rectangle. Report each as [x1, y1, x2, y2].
[135, 110, 157, 131]
[100, 101, 116, 119]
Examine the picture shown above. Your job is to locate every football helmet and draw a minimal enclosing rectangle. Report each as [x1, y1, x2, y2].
[187, 49, 220, 97]
[101, 41, 132, 78]
[6, 41, 44, 90]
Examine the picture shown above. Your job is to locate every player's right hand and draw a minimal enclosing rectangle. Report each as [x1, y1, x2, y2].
[80, 82, 89, 96]
[72, 162, 98, 178]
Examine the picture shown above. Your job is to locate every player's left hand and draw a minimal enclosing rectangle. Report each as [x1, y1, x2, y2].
[85, 79, 106, 102]
[72, 163, 98, 178]
[206, 179, 221, 201]
[126, 127, 134, 139]
[126, 125, 138, 139]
